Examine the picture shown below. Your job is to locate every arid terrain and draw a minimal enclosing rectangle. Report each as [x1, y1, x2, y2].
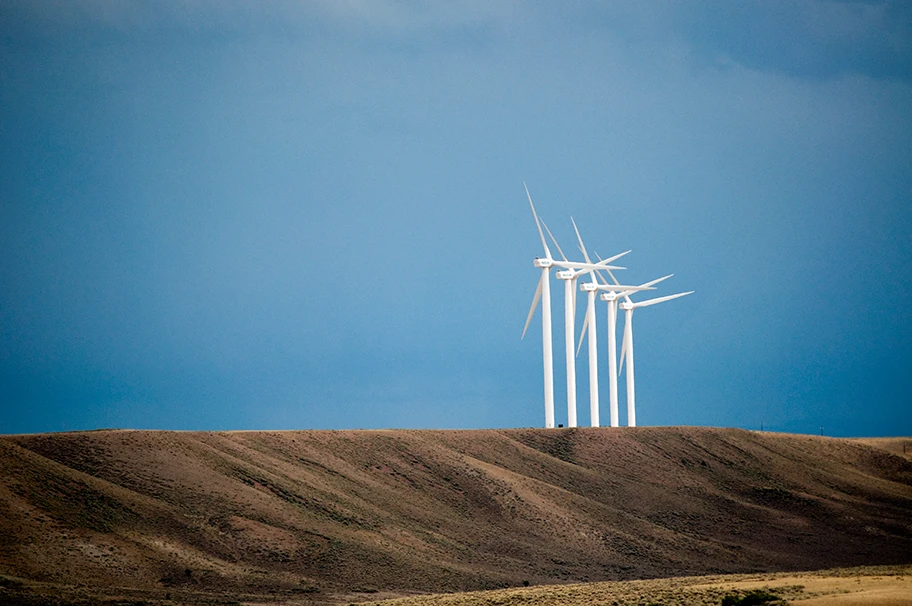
[367, 564, 912, 605]
[0, 427, 910, 605]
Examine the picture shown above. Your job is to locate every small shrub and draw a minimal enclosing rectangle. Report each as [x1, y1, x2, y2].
[720, 589, 784, 606]
[0, 577, 25, 590]
[296, 581, 320, 593]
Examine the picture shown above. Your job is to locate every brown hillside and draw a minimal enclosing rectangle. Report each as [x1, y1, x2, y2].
[854, 437, 912, 461]
[0, 427, 910, 605]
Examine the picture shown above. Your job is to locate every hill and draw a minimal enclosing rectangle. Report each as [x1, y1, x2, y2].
[0, 427, 910, 604]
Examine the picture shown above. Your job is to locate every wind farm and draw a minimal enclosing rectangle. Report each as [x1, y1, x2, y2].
[520, 183, 631, 429]
[522, 185, 690, 429]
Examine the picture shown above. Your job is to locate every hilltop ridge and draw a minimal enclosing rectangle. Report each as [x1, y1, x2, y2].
[1, 427, 910, 604]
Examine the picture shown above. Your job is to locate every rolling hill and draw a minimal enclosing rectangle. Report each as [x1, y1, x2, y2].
[0, 427, 910, 604]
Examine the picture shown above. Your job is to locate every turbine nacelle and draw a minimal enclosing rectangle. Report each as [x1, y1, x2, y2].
[580, 282, 600, 292]
[619, 301, 634, 311]
[555, 270, 575, 280]
[533, 258, 553, 269]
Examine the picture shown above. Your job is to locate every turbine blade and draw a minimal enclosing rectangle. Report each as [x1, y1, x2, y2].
[620, 271, 638, 304]
[570, 217, 593, 264]
[623, 274, 673, 304]
[632, 291, 694, 309]
[561, 261, 625, 272]
[600, 250, 632, 265]
[540, 219, 568, 262]
[569, 264, 622, 281]
[594, 251, 628, 286]
[524, 182, 552, 259]
[618, 318, 629, 377]
[589, 252, 610, 285]
[603, 284, 655, 293]
[641, 274, 673, 289]
[576, 304, 590, 358]
[606, 268, 622, 286]
[521, 274, 544, 339]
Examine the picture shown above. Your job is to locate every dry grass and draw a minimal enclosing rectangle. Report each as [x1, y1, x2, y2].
[854, 438, 912, 462]
[366, 565, 912, 606]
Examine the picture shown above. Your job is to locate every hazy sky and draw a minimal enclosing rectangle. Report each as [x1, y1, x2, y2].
[2, 1, 910, 437]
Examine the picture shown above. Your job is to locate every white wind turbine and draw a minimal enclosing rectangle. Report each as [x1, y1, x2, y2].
[618, 290, 694, 427]
[540, 221, 629, 428]
[521, 184, 625, 428]
[570, 221, 653, 427]
[598, 274, 672, 427]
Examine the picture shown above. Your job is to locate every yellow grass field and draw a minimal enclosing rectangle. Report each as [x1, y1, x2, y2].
[367, 565, 912, 606]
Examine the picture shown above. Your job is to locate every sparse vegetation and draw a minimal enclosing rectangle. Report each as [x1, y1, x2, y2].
[297, 580, 321, 593]
[0, 575, 25, 590]
[0, 428, 909, 604]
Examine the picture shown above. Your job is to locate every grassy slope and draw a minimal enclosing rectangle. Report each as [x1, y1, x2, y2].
[854, 437, 912, 462]
[0, 427, 910, 604]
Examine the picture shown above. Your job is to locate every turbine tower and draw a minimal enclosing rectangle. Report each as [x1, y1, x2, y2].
[582, 278, 600, 426]
[598, 274, 672, 427]
[573, 219, 603, 427]
[543, 221, 630, 428]
[570, 220, 651, 427]
[521, 184, 624, 428]
[618, 291, 694, 427]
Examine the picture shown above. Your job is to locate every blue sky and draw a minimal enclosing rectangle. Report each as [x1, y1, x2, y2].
[1, 1, 910, 437]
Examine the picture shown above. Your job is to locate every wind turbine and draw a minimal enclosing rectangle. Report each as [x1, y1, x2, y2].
[541, 221, 629, 428]
[618, 291, 694, 427]
[569, 226, 675, 428]
[521, 184, 625, 428]
[570, 220, 653, 427]
[598, 274, 673, 427]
